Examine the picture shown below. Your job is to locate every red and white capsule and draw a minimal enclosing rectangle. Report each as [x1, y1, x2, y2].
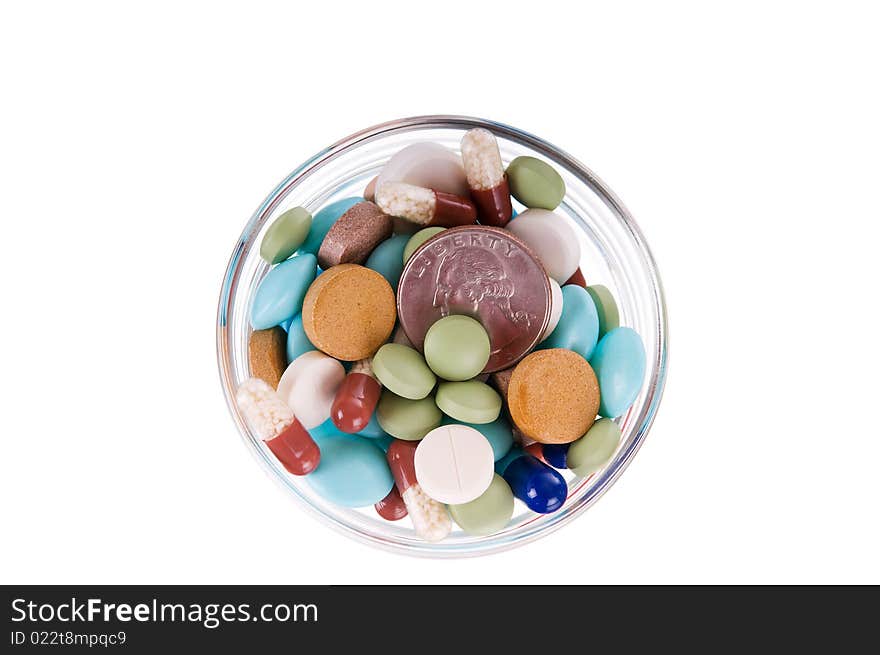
[236, 378, 320, 476]
[374, 486, 408, 521]
[460, 128, 513, 227]
[375, 181, 477, 228]
[331, 358, 382, 434]
[386, 440, 451, 542]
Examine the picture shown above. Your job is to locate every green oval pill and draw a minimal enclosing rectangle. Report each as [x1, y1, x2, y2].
[567, 418, 622, 477]
[506, 156, 565, 210]
[435, 380, 501, 424]
[260, 207, 313, 264]
[585, 284, 620, 339]
[372, 343, 436, 400]
[449, 474, 514, 536]
[403, 227, 446, 263]
[375, 390, 442, 441]
[424, 315, 490, 381]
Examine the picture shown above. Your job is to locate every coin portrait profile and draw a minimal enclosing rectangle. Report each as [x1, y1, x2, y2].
[431, 246, 533, 354]
[397, 226, 551, 372]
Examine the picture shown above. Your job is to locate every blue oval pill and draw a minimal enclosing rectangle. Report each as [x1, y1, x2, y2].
[300, 197, 363, 254]
[250, 253, 317, 329]
[498, 450, 567, 514]
[540, 284, 600, 360]
[590, 327, 646, 418]
[541, 443, 570, 469]
[305, 434, 393, 507]
[286, 314, 315, 363]
[365, 234, 409, 289]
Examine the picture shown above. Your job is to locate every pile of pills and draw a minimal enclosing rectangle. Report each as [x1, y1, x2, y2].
[236, 128, 647, 542]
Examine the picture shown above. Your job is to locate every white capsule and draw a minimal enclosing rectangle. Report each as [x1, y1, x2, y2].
[235, 378, 295, 441]
[402, 484, 452, 542]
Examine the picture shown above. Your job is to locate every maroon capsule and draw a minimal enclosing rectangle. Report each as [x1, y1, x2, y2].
[374, 487, 408, 521]
[431, 190, 478, 227]
[331, 372, 381, 433]
[470, 176, 513, 227]
[265, 418, 321, 476]
[386, 439, 419, 494]
[564, 268, 587, 288]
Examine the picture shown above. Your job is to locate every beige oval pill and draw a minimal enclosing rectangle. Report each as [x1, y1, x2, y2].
[414, 425, 494, 504]
[376, 142, 470, 197]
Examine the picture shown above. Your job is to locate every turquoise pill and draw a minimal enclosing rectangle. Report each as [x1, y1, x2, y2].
[567, 418, 622, 477]
[376, 391, 442, 441]
[260, 207, 312, 264]
[285, 314, 315, 362]
[357, 413, 391, 440]
[403, 227, 445, 263]
[424, 315, 490, 381]
[311, 418, 355, 440]
[506, 156, 565, 210]
[366, 234, 409, 288]
[372, 343, 437, 400]
[590, 327, 646, 418]
[299, 197, 363, 255]
[435, 381, 501, 424]
[372, 434, 395, 452]
[250, 253, 317, 329]
[449, 474, 515, 536]
[585, 284, 620, 339]
[305, 434, 393, 507]
[312, 418, 389, 447]
[540, 284, 600, 360]
[443, 415, 513, 461]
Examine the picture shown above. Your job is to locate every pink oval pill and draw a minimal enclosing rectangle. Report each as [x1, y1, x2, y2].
[277, 351, 346, 429]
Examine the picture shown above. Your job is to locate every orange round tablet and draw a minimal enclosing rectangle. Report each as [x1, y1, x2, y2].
[302, 264, 396, 361]
[507, 349, 600, 444]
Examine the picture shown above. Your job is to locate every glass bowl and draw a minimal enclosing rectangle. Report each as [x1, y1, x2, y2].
[217, 115, 668, 557]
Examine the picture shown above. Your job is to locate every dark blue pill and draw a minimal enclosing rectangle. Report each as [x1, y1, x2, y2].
[501, 454, 568, 514]
[541, 443, 570, 469]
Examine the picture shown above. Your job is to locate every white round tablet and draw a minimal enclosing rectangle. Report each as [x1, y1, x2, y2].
[276, 350, 345, 429]
[540, 277, 564, 342]
[507, 208, 581, 283]
[376, 142, 470, 197]
[414, 425, 494, 505]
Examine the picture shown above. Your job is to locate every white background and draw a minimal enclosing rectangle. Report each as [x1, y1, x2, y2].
[2, 1, 878, 585]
